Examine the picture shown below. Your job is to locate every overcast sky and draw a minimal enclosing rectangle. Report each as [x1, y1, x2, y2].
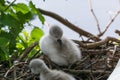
[15, 0, 120, 40]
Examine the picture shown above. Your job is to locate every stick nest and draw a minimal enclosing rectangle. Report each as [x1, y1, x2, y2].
[0, 43, 120, 80]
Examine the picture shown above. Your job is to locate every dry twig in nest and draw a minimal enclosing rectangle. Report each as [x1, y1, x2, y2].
[115, 30, 120, 36]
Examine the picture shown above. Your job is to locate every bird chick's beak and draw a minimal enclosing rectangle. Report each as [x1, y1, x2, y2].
[57, 39, 62, 47]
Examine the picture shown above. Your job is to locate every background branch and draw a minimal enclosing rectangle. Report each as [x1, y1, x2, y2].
[88, 0, 101, 34]
[38, 8, 101, 41]
[74, 37, 120, 48]
[115, 29, 120, 36]
[98, 10, 120, 37]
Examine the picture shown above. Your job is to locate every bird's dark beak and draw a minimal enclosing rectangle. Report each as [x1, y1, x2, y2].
[57, 39, 62, 47]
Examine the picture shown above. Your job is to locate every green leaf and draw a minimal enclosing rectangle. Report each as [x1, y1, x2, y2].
[0, 12, 19, 27]
[30, 27, 44, 41]
[37, 11, 45, 24]
[16, 12, 26, 24]
[24, 11, 33, 21]
[0, 37, 9, 61]
[16, 42, 25, 50]
[0, 30, 11, 41]
[12, 3, 30, 14]
[0, 4, 5, 11]
[0, 47, 9, 61]
[17, 34, 28, 48]
[0, 0, 5, 5]
[29, 1, 45, 24]
[0, 0, 6, 11]
[0, 37, 9, 46]
[29, 1, 37, 14]
[23, 31, 29, 39]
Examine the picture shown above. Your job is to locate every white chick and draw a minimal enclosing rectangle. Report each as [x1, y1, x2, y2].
[29, 59, 76, 80]
[40, 25, 82, 66]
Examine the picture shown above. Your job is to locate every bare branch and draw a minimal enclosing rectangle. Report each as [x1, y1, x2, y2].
[115, 29, 120, 36]
[63, 69, 111, 74]
[4, 0, 16, 11]
[74, 36, 120, 48]
[4, 62, 27, 78]
[98, 10, 120, 37]
[19, 41, 39, 61]
[37, 8, 101, 41]
[88, 0, 101, 34]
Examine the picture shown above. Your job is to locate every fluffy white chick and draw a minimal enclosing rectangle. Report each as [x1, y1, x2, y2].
[29, 59, 76, 80]
[40, 25, 82, 66]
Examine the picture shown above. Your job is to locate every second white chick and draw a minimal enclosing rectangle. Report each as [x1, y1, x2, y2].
[29, 59, 76, 80]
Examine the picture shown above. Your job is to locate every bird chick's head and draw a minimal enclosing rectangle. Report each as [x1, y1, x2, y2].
[49, 25, 63, 40]
[49, 25, 63, 46]
[29, 59, 44, 74]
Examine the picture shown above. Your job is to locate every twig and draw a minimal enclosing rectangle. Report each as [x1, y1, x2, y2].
[96, 73, 109, 80]
[112, 45, 118, 56]
[88, 0, 101, 34]
[74, 36, 120, 48]
[13, 61, 18, 80]
[63, 69, 111, 74]
[4, 0, 16, 11]
[68, 55, 90, 69]
[115, 29, 120, 36]
[82, 49, 108, 55]
[16, 72, 28, 80]
[4, 62, 26, 78]
[98, 10, 120, 37]
[19, 41, 39, 61]
[27, 50, 40, 62]
[37, 8, 101, 41]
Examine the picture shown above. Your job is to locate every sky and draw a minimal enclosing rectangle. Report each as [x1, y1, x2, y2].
[15, 0, 120, 40]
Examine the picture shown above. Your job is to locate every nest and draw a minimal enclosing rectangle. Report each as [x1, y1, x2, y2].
[0, 44, 120, 80]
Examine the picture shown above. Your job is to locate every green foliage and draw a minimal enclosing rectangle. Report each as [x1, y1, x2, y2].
[16, 27, 44, 58]
[0, 37, 9, 61]
[0, 0, 45, 64]
[31, 27, 44, 41]
[12, 3, 30, 14]
[0, 0, 6, 11]
[29, 1, 45, 24]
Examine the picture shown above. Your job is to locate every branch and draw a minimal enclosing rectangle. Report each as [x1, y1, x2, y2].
[63, 69, 111, 74]
[88, 0, 101, 34]
[4, 0, 16, 11]
[88, 0, 120, 37]
[4, 62, 26, 78]
[98, 10, 120, 37]
[115, 29, 120, 36]
[37, 8, 101, 41]
[19, 41, 39, 61]
[74, 36, 120, 48]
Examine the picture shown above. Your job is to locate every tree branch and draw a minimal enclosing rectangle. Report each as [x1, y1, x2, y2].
[115, 29, 120, 36]
[63, 69, 111, 74]
[74, 36, 120, 48]
[98, 10, 120, 37]
[88, 0, 101, 34]
[37, 8, 101, 41]
[4, 0, 16, 11]
[19, 41, 39, 61]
